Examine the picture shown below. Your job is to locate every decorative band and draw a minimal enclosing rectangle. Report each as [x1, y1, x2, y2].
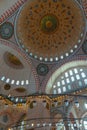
[82, 1, 87, 16]
[0, 0, 27, 24]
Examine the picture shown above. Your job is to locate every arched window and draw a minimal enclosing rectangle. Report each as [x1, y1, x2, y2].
[46, 61, 87, 94]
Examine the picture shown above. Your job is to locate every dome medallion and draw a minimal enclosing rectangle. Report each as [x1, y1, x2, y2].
[41, 15, 58, 34]
[15, 0, 86, 62]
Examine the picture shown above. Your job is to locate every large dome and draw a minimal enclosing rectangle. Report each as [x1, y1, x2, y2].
[15, 0, 86, 62]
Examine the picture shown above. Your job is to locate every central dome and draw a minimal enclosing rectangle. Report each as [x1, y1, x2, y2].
[16, 0, 86, 62]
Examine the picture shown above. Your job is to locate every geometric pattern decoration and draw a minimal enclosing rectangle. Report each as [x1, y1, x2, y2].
[0, 22, 14, 39]
[82, 0, 87, 17]
[36, 63, 49, 76]
[15, 0, 86, 62]
[0, 0, 26, 24]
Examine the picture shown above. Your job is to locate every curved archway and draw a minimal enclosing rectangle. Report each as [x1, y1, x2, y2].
[0, 39, 39, 96]
[46, 60, 87, 94]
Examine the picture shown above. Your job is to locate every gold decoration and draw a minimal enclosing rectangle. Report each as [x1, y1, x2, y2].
[40, 15, 58, 33]
[4, 52, 24, 69]
[8, 53, 22, 66]
[15, 87, 26, 93]
[16, 0, 85, 59]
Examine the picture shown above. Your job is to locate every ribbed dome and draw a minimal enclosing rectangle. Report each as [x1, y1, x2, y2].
[16, 0, 86, 62]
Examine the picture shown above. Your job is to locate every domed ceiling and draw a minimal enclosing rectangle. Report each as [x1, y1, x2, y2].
[46, 61, 87, 94]
[15, 0, 86, 62]
[0, 0, 86, 130]
[0, 40, 38, 96]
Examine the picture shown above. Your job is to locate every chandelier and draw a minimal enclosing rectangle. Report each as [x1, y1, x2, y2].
[0, 92, 87, 130]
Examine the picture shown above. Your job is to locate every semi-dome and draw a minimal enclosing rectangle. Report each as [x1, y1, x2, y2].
[0, 0, 87, 130]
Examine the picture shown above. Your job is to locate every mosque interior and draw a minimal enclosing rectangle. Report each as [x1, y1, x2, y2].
[0, 0, 87, 130]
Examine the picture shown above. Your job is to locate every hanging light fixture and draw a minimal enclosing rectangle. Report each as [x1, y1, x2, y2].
[15, 97, 19, 103]
[37, 123, 40, 127]
[42, 100, 47, 107]
[54, 100, 58, 107]
[43, 123, 46, 127]
[33, 101, 37, 107]
[74, 100, 79, 108]
[64, 100, 69, 107]
[73, 123, 77, 127]
[49, 123, 52, 127]
[68, 122, 71, 127]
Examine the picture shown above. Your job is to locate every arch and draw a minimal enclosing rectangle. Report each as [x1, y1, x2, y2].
[0, 39, 39, 96]
[46, 60, 87, 94]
